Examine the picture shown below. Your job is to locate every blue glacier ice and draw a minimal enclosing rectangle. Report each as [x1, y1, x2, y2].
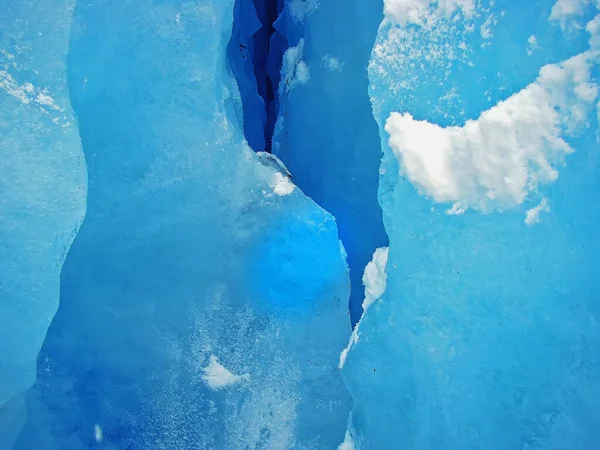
[2, 0, 600, 448]
[0, 0, 86, 409]
[1, 0, 352, 448]
[341, 0, 600, 448]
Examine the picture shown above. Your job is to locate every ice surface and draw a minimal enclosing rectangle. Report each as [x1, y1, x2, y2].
[3, 0, 600, 448]
[272, 0, 389, 324]
[342, 0, 600, 448]
[0, 0, 86, 407]
[4, 0, 351, 448]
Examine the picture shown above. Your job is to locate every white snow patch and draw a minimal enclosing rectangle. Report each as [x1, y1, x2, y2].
[0, 51, 68, 127]
[587, 14, 600, 48]
[289, 0, 319, 22]
[339, 331, 358, 369]
[271, 172, 295, 196]
[338, 430, 356, 450]
[371, 0, 493, 95]
[525, 198, 550, 225]
[480, 15, 495, 39]
[0, 70, 31, 105]
[295, 61, 311, 84]
[527, 35, 539, 55]
[35, 92, 61, 110]
[282, 40, 310, 90]
[383, 0, 476, 28]
[322, 55, 344, 72]
[94, 424, 103, 443]
[202, 355, 249, 390]
[362, 247, 389, 311]
[339, 247, 389, 369]
[385, 50, 599, 214]
[550, 0, 590, 29]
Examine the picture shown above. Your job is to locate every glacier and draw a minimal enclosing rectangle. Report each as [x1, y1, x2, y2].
[2, 0, 600, 449]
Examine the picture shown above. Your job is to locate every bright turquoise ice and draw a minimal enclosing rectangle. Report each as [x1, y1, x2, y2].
[0, 0, 86, 406]
[342, 1, 600, 448]
[2, 0, 351, 448]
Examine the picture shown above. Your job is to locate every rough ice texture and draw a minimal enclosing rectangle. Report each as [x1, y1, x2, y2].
[0, 0, 86, 407]
[342, 0, 600, 448]
[8, 0, 351, 448]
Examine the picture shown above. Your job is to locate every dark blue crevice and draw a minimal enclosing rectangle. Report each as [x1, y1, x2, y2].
[228, 0, 286, 153]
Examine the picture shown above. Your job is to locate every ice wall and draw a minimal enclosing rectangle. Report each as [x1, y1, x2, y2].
[13, 0, 351, 448]
[0, 0, 86, 407]
[272, 0, 389, 324]
[342, 0, 600, 448]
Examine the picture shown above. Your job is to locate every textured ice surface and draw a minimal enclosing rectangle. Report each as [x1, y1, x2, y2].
[5, 0, 351, 448]
[3, 0, 600, 448]
[0, 0, 86, 407]
[342, 0, 600, 448]
[272, 0, 389, 324]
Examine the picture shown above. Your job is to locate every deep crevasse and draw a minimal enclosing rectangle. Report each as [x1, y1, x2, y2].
[271, 0, 389, 326]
